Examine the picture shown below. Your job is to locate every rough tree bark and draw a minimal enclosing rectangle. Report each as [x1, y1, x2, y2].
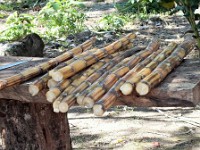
[0, 33, 44, 57]
[0, 99, 72, 150]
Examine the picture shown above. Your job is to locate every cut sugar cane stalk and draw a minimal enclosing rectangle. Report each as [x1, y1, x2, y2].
[0, 37, 96, 90]
[92, 49, 164, 116]
[62, 46, 146, 97]
[46, 78, 72, 103]
[58, 97, 75, 113]
[136, 39, 195, 96]
[52, 57, 111, 111]
[52, 33, 136, 82]
[49, 48, 98, 77]
[47, 78, 58, 88]
[118, 50, 162, 95]
[53, 58, 115, 112]
[29, 73, 50, 96]
[76, 72, 108, 106]
[29, 40, 96, 96]
[120, 42, 177, 95]
[60, 58, 110, 94]
[63, 45, 146, 99]
[83, 39, 160, 108]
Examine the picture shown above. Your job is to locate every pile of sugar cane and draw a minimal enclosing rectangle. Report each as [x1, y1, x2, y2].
[0, 33, 195, 116]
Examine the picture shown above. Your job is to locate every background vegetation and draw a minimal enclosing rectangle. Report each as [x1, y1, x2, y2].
[0, 0, 199, 49]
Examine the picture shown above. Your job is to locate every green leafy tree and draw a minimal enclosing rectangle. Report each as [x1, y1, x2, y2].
[175, 0, 200, 49]
[0, 12, 34, 41]
[37, 0, 86, 39]
[161, 0, 200, 50]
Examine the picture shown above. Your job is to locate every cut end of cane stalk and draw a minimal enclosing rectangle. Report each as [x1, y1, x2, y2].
[53, 100, 60, 113]
[47, 79, 58, 88]
[48, 70, 55, 77]
[76, 95, 85, 106]
[46, 91, 57, 103]
[93, 104, 105, 116]
[120, 82, 133, 95]
[52, 71, 64, 82]
[59, 102, 69, 113]
[136, 82, 150, 96]
[83, 97, 94, 108]
[29, 85, 39, 96]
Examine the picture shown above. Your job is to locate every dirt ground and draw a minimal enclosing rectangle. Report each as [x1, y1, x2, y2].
[0, 0, 200, 149]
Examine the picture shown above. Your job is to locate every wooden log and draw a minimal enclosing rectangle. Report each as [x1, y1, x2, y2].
[136, 39, 195, 96]
[0, 99, 72, 149]
[52, 33, 136, 81]
[120, 42, 177, 95]
[83, 39, 160, 108]
[0, 37, 96, 90]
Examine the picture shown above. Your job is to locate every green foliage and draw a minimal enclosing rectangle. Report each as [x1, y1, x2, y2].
[0, 13, 7, 18]
[37, 0, 86, 39]
[0, 12, 34, 42]
[169, 0, 200, 50]
[0, 3, 14, 11]
[97, 14, 128, 31]
[115, 0, 168, 14]
[0, 0, 86, 42]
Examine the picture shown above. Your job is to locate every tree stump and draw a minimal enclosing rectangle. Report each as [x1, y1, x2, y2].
[0, 99, 72, 150]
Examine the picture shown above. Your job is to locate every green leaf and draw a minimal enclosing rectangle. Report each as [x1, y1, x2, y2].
[52, 2, 60, 10]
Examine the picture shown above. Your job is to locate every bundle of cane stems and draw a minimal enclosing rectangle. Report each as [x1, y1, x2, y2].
[49, 42, 133, 77]
[76, 39, 158, 106]
[92, 49, 163, 116]
[53, 46, 146, 113]
[120, 42, 177, 95]
[29, 41, 131, 96]
[48, 48, 99, 77]
[56, 38, 159, 113]
[136, 39, 195, 96]
[53, 51, 129, 112]
[0, 37, 96, 90]
[29, 46, 99, 96]
[93, 39, 194, 116]
[51, 33, 136, 82]
[29, 48, 100, 96]
[47, 57, 111, 103]
[82, 38, 160, 109]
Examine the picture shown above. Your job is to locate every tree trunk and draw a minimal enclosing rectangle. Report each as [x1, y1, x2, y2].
[0, 99, 72, 150]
